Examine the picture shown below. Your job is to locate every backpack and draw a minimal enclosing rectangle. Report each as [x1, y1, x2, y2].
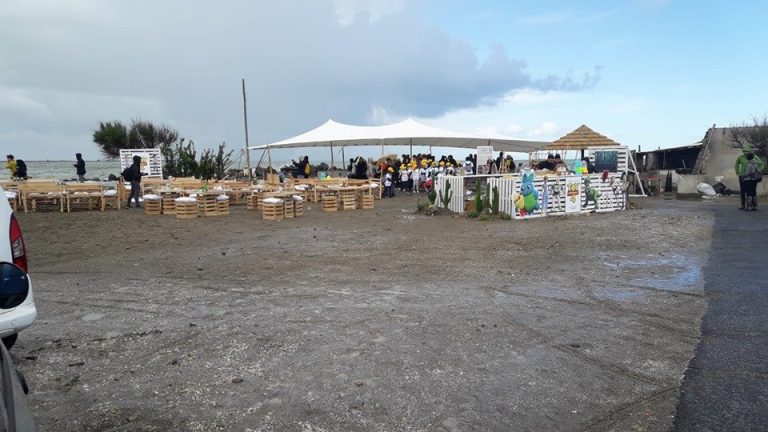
[745, 160, 763, 182]
[15, 160, 27, 178]
[122, 166, 133, 181]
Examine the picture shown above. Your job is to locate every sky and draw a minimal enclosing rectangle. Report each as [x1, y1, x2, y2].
[1, 0, 767, 164]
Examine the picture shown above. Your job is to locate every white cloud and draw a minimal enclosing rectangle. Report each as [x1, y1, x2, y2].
[0, 0, 600, 159]
[332, 0, 407, 25]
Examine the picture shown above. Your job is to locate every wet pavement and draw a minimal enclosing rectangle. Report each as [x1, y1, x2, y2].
[673, 203, 768, 431]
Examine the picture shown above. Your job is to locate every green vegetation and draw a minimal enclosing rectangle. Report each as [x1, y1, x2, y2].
[438, 179, 453, 208]
[93, 120, 233, 179]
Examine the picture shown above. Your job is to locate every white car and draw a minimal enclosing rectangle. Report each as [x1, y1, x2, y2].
[0, 187, 36, 348]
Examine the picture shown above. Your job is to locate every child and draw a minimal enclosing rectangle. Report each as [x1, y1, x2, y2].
[411, 165, 420, 193]
[384, 167, 395, 198]
[399, 165, 409, 192]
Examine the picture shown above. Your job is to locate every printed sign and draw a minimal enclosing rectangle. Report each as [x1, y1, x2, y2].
[476, 146, 494, 174]
[565, 176, 582, 213]
[119, 149, 163, 178]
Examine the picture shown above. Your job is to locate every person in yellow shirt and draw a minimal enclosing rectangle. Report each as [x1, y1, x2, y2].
[5, 155, 17, 179]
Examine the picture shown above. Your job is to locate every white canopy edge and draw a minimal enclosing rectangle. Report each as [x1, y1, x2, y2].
[248, 118, 550, 153]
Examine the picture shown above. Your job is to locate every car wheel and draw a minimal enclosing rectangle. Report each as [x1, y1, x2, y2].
[2, 334, 18, 349]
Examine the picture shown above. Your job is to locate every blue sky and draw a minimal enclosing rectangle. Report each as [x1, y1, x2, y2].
[1, 0, 766, 163]
[424, 0, 768, 148]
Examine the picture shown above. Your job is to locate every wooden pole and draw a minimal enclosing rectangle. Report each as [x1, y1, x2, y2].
[241, 79, 253, 183]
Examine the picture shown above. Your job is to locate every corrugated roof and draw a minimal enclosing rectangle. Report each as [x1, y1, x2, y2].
[547, 125, 620, 150]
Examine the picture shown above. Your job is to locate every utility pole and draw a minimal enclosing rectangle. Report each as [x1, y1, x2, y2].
[242, 78, 253, 182]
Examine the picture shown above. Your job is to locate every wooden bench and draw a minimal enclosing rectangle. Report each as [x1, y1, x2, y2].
[19, 182, 65, 213]
[64, 183, 104, 212]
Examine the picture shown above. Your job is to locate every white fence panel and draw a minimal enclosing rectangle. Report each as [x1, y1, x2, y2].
[487, 177, 516, 216]
[434, 176, 465, 213]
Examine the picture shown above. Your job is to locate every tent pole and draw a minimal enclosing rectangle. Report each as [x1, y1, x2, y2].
[267, 146, 272, 175]
[341, 146, 345, 171]
[330, 141, 334, 171]
[241, 78, 253, 183]
[381, 139, 384, 157]
[409, 138, 413, 158]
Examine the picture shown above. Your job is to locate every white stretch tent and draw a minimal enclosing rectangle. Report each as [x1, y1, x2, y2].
[249, 118, 550, 154]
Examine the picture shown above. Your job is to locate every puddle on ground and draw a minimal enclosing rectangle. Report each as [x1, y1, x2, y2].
[601, 254, 703, 292]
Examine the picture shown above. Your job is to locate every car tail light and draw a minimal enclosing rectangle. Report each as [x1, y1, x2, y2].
[9, 215, 27, 272]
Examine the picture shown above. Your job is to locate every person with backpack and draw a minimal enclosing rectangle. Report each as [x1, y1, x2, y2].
[74, 153, 86, 182]
[735, 145, 765, 210]
[739, 151, 765, 211]
[123, 155, 145, 208]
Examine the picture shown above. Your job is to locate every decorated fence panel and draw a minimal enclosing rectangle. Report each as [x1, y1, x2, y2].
[486, 177, 516, 216]
[434, 175, 465, 213]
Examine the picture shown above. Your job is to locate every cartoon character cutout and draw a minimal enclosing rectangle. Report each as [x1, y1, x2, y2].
[515, 172, 540, 217]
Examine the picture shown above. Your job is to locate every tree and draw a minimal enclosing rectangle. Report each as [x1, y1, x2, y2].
[214, 142, 234, 180]
[92, 121, 128, 158]
[93, 119, 179, 158]
[728, 115, 768, 157]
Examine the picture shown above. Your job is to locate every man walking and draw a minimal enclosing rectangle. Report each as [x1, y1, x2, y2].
[74, 153, 86, 182]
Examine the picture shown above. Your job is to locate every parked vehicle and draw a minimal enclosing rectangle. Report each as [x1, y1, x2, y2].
[0, 262, 36, 430]
[0, 187, 36, 349]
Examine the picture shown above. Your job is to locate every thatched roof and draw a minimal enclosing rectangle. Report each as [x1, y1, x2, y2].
[547, 125, 620, 150]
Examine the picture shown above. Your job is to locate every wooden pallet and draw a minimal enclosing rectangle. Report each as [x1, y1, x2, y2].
[144, 199, 162, 215]
[217, 198, 230, 216]
[339, 190, 357, 210]
[262, 201, 284, 220]
[321, 195, 337, 212]
[198, 195, 218, 217]
[283, 200, 295, 218]
[357, 195, 374, 210]
[162, 197, 176, 215]
[293, 198, 304, 217]
[175, 201, 198, 219]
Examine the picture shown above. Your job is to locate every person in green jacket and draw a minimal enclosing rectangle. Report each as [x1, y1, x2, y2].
[735, 145, 766, 210]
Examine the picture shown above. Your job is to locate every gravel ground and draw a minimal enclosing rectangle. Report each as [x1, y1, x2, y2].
[13, 195, 713, 431]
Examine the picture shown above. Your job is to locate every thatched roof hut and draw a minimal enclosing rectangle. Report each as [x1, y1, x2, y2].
[547, 125, 620, 150]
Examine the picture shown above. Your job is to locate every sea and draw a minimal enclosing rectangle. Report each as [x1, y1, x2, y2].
[16, 160, 296, 181]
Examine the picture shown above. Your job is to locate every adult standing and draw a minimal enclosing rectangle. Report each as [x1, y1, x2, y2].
[74, 153, 86, 182]
[735, 145, 763, 210]
[495, 151, 504, 172]
[124, 155, 145, 208]
[5, 155, 16, 179]
[736, 147, 765, 211]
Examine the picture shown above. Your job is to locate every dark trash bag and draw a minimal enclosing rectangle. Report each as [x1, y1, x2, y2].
[712, 182, 734, 195]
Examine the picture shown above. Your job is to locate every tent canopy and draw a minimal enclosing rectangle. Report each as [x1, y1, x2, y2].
[249, 118, 550, 153]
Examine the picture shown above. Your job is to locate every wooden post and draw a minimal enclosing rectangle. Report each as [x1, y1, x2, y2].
[242, 79, 253, 183]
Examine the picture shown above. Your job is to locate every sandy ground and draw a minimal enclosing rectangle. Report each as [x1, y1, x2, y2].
[12, 194, 713, 431]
